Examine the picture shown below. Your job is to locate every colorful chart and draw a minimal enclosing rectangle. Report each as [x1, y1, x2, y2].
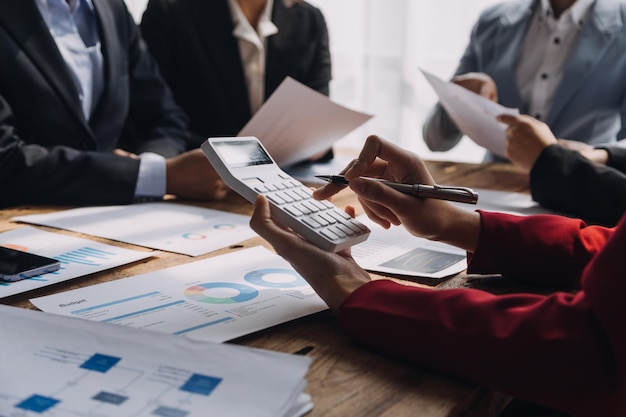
[181, 233, 207, 240]
[185, 282, 259, 304]
[213, 224, 236, 230]
[244, 268, 307, 288]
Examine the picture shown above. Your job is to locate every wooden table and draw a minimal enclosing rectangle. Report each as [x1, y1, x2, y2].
[0, 160, 530, 417]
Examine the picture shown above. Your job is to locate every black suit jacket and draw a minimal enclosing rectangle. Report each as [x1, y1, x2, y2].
[531, 145, 626, 226]
[0, 0, 188, 207]
[140, 0, 331, 149]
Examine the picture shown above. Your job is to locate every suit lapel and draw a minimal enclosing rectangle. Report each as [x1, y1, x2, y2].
[89, 0, 117, 129]
[547, 0, 622, 125]
[191, 0, 251, 122]
[0, 0, 89, 131]
[265, 0, 292, 97]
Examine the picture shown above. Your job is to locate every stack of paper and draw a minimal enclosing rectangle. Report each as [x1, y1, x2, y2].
[0, 304, 312, 417]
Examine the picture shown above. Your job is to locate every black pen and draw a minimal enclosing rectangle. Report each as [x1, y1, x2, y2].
[315, 175, 479, 205]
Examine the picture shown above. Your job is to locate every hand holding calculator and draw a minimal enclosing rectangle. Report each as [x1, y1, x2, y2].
[201, 137, 370, 252]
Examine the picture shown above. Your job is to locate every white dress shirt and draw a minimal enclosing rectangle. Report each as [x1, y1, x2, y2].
[516, 0, 595, 121]
[227, 0, 278, 115]
[35, 0, 165, 199]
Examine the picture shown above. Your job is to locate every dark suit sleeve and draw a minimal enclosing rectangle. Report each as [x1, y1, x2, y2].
[530, 145, 626, 226]
[303, 6, 331, 96]
[0, 95, 141, 208]
[116, 0, 187, 158]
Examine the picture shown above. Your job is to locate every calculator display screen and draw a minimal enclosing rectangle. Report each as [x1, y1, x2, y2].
[213, 140, 273, 168]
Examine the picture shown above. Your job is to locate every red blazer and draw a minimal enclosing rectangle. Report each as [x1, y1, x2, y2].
[338, 211, 625, 416]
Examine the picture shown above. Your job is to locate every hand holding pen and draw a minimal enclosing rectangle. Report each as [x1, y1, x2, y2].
[312, 135, 482, 251]
[316, 175, 478, 204]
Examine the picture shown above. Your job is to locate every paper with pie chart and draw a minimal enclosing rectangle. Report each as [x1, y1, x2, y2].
[13, 202, 257, 256]
[31, 246, 328, 343]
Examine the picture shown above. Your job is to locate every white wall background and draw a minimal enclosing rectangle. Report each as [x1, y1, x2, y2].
[125, 0, 508, 162]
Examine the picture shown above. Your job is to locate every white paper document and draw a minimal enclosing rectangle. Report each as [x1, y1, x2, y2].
[453, 188, 565, 217]
[0, 226, 152, 298]
[352, 215, 467, 279]
[14, 202, 257, 256]
[239, 77, 373, 167]
[31, 246, 328, 343]
[421, 69, 519, 157]
[0, 304, 312, 417]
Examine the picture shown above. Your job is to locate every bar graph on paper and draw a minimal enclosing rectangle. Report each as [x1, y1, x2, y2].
[0, 227, 153, 298]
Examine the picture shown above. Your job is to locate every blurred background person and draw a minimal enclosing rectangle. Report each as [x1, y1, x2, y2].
[141, 0, 332, 160]
[423, 0, 626, 161]
[0, 0, 226, 207]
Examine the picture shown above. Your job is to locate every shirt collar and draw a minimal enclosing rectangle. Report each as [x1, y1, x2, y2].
[540, 0, 595, 26]
[227, 0, 278, 42]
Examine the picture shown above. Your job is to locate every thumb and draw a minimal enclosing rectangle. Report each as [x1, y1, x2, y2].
[496, 113, 518, 126]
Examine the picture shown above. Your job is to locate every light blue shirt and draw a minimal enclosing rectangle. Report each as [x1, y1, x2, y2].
[35, 0, 104, 120]
[35, 0, 166, 198]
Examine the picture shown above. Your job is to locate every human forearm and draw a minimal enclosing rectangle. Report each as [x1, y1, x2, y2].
[338, 279, 616, 416]
[469, 211, 609, 285]
[530, 146, 626, 226]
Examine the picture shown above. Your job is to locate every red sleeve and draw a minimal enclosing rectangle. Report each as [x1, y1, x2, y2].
[338, 214, 626, 416]
[468, 211, 612, 287]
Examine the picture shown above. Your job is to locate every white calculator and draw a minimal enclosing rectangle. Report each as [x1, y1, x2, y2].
[201, 137, 370, 252]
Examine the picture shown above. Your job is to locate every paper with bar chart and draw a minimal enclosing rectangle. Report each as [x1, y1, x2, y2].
[352, 215, 467, 279]
[0, 304, 312, 417]
[0, 227, 153, 298]
[31, 246, 328, 342]
[13, 202, 257, 256]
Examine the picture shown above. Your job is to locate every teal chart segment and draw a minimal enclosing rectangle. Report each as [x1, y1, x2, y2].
[244, 268, 307, 288]
[185, 282, 259, 304]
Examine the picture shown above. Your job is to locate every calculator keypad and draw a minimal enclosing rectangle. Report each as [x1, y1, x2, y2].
[255, 179, 369, 242]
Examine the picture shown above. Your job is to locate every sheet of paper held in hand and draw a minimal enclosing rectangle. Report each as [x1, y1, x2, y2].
[0, 304, 312, 417]
[13, 202, 257, 257]
[31, 246, 328, 343]
[0, 226, 153, 298]
[421, 69, 519, 157]
[239, 77, 373, 167]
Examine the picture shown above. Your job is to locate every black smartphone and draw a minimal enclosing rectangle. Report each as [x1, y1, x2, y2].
[0, 246, 61, 282]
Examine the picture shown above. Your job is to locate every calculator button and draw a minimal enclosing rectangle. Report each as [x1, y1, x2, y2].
[284, 206, 303, 217]
[317, 212, 336, 224]
[350, 220, 369, 232]
[336, 223, 355, 236]
[266, 194, 286, 205]
[320, 229, 341, 241]
[344, 221, 364, 233]
[295, 203, 312, 214]
[311, 214, 330, 226]
[276, 192, 294, 203]
[284, 190, 302, 201]
[311, 200, 328, 211]
[302, 217, 322, 228]
[329, 225, 348, 238]
[301, 201, 319, 213]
